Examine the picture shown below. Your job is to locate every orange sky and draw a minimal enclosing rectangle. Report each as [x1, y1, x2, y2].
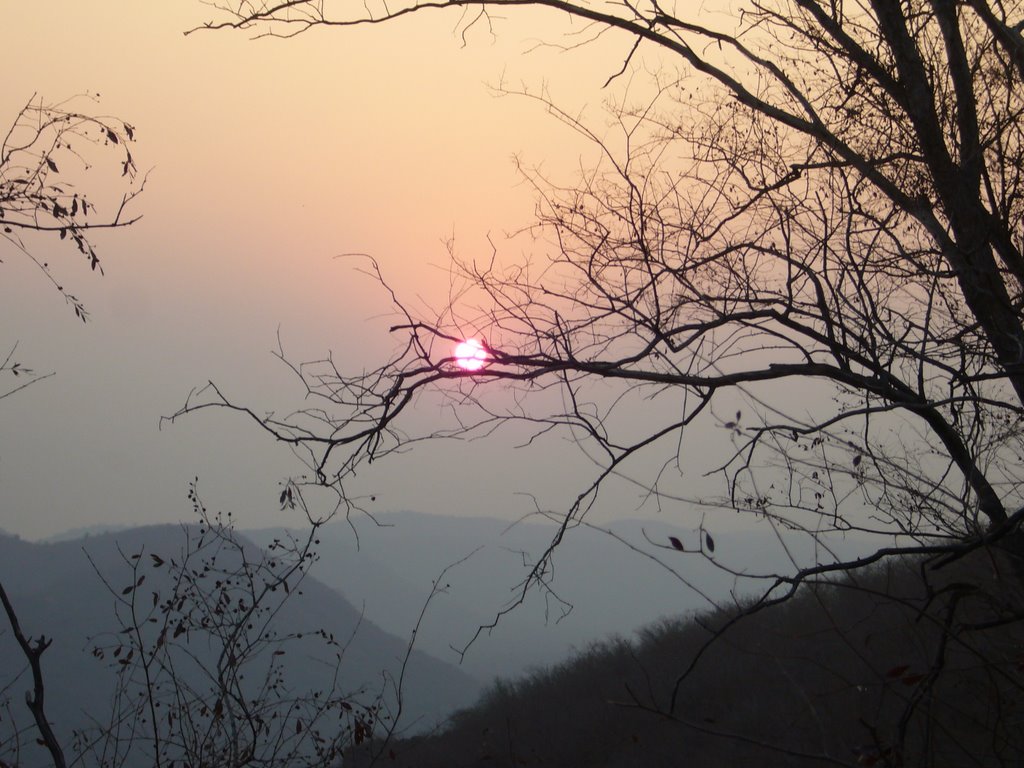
[0, 1, 678, 538]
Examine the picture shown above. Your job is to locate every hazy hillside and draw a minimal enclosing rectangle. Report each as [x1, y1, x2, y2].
[358, 547, 1024, 767]
[245, 511, 880, 682]
[3, 511, 894, 766]
[0, 525, 480, 758]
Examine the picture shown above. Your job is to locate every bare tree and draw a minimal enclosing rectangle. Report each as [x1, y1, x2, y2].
[0, 482, 409, 768]
[1, 94, 142, 321]
[72, 483, 382, 768]
[0, 344, 51, 404]
[1, 92, 140, 427]
[184, 1, 1024, 762]
[0, 93, 142, 768]
[189, 0, 1024, 592]
[0, 584, 67, 768]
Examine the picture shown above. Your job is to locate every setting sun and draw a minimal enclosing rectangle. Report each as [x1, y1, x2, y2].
[454, 339, 488, 371]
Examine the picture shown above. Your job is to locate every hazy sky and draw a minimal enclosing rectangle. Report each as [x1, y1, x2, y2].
[0, 2, 681, 539]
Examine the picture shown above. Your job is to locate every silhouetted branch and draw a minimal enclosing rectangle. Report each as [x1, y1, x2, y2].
[0, 580, 67, 768]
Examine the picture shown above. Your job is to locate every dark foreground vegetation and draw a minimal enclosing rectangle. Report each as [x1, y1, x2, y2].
[358, 546, 1024, 768]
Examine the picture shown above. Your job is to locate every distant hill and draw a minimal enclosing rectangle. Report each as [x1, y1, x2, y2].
[41, 523, 134, 542]
[356, 547, 1024, 767]
[6, 510, 893, 765]
[0, 525, 480, 760]
[243, 511, 881, 683]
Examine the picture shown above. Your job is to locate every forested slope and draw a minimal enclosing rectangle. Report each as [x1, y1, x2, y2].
[360, 547, 1024, 768]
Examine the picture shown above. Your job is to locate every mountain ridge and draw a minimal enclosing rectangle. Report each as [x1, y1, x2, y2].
[0, 523, 481, 755]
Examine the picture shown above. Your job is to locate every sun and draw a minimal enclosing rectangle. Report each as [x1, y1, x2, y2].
[454, 339, 488, 371]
